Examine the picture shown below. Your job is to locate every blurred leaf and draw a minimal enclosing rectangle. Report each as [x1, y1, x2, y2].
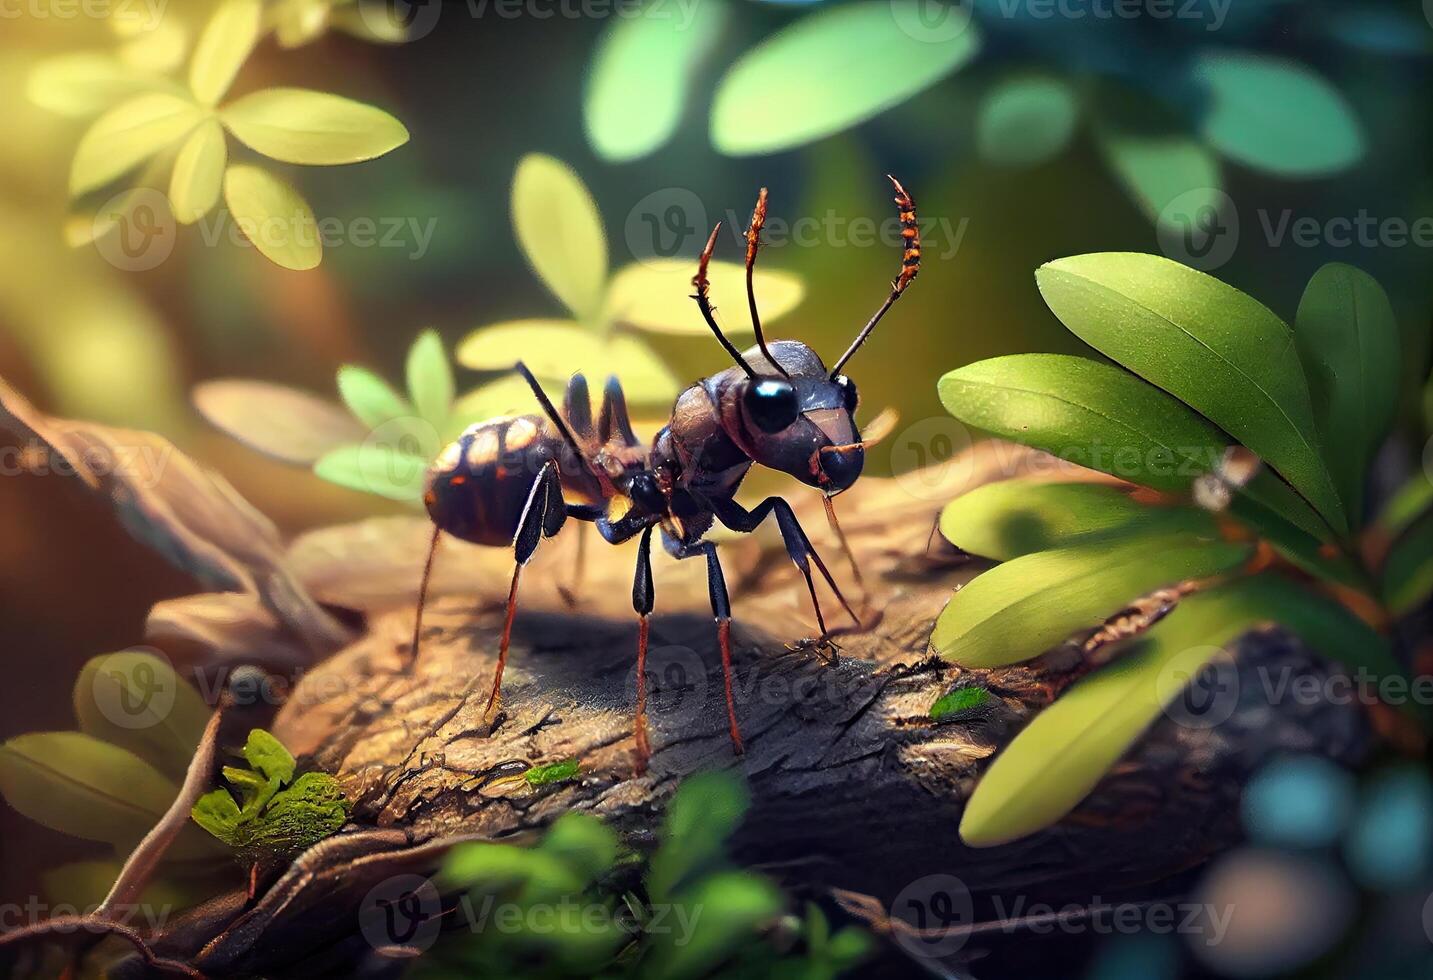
[195, 379, 366, 465]
[605, 259, 804, 334]
[0, 732, 178, 848]
[1191, 52, 1364, 177]
[118, 18, 190, 74]
[584, 0, 729, 162]
[221, 88, 410, 164]
[42, 860, 123, 907]
[74, 651, 210, 781]
[407, 329, 455, 429]
[314, 443, 427, 501]
[450, 375, 548, 431]
[932, 533, 1252, 667]
[1383, 514, 1433, 615]
[170, 118, 227, 224]
[70, 92, 202, 196]
[1037, 253, 1346, 534]
[1376, 474, 1433, 539]
[336, 364, 412, 429]
[976, 76, 1078, 166]
[273, 0, 332, 47]
[960, 574, 1404, 846]
[26, 53, 172, 117]
[441, 842, 585, 900]
[511, 154, 608, 322]
[1294, 263, 1399, 524]
[537, 811, 618, 884]
[223, 164, 322, 270]
[940, 481, 1215, 560]
[710, 1, 981, 155]
[190, 0, 262, 106]
[649, 771, 749, 903]
[645, 872, 782, 980]
[1101, 130, 1221, 225]
[330, 3, 409, 43]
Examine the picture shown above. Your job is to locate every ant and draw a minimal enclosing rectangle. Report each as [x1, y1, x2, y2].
[413, 177, 921, 772]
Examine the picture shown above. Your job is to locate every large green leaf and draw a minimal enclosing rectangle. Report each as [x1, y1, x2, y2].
[1294, 263, 1399, 524]
[0, 732, 178, 848]
[1383, 513, 1433, 615]
[932, 533, 1252, 667]
[709, 2, 981, 156]
[584, 0, 729, 162]
[221, 89, 410, 165]
[960, 575, 1400, 846]
[940, 480, 1215, 561]
[1190, 52, 1364, 177]
[74, 651, 210, 782]
[1036, 253, 1346, 534]
[511, 154, 608, 322]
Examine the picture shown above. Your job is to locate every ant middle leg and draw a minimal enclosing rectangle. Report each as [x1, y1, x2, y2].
[666, 537, 745, 758]
[485, 459, 567, 713]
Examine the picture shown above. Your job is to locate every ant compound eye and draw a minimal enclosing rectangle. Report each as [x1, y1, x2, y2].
[832, 374, 858, 413]
[744, 378, 800, 433]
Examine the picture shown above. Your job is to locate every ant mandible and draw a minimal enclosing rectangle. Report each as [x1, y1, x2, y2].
[413, 176, 921, 773]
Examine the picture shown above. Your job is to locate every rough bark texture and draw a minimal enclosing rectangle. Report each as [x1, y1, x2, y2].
[136, 456, 1371, 977]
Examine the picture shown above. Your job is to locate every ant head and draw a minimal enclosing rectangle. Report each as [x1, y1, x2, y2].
[732, 341, 864, 494]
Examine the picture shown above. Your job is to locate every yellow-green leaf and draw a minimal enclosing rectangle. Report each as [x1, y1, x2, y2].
[118, 19, 190, 74]
[450, 375, 546, 432]
[0, 732, 178, 848]
[604, 260, 804, 335]
[221, 88, 410, 165]
[189, 0, 262, 106]
[314, 444, 427, 501]
[931, 533, 1252, 667]
[272, 0, 332, 47]
[1383, 514, 1433, 615]
[223, 165, 322, 270]
[70, 92, 203, 197]
[73, 650, 211, 781]
[1036, 253, 1347, 534]
[195, 379, 366, 464]
[337, 364, 411, 430]
[511, 154, 608, 322]
[169, 118, 227, 224]
[710, 1, 981, 156]
[406, 329, 454, 429]
[26, 53, 170, 117]
[960, 576, 1403, 846]
[940, 481, 1215, 561]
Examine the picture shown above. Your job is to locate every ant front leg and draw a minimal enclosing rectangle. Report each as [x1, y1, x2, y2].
[709, 495, 861, 651]
[486, 460, 566, 713]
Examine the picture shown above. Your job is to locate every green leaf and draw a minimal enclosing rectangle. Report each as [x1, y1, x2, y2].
[221, 88, 410, 165]
[1294, 263, 1399, 524]
[932, 533, 1252, 667]
[441, 842, 585, 899]
[169, 117, 227, 224]
[1036, 253, 1346, 534]
[27, 53, 172, 117]
[960, 574, 1404, 846]
[0, 732, 178, 847]
[192, 787, 243, 840]
[450, 376, 547, 433]
[976, 76, 1078, 167]
[525, 758, 580, 787]
[336, 364, 412, 430]
[929, 685, 992, 721]
[1376, 474, 1433, 540]
[313, 444, 428, 501]
[194, 379, 367, 465]
[1383, 514, 1433, 615]
[649, 771, 749, 903]
[511, 154, 608, 322]
[604, 260, 805, 335]
[645, 872, 782, 980]
[1100, 130, 1221, 226]
[70, 92, 203, 196]
[406, 329, 454, 429]
[939, 480, 1215, 561]
[537, 811, 618, 885]
[73, 651, 210, 781]
[710, 2, 981, 156]
[584, 0, 729, 162]
[189, 0, 262, 106]
[223, 164, 322, 271]
[1191, 52, 1364, 177]
[241, 729, 296, 784]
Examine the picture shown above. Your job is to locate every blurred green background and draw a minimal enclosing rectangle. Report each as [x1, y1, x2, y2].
[1, 0, 1431, 943]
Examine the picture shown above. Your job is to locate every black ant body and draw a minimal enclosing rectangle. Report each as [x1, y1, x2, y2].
[414, 177, 921, 772]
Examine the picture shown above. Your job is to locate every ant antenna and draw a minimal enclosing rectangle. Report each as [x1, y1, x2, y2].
[828, 175, 921, 378]
[692, 223, 758, 379]
[744, 188, 789, 378]
[514, 362, 616, 494]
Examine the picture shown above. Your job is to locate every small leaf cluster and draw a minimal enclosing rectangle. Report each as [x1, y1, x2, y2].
[35, 0, 409, 270]
[0, 651, 229, 900]
[421, 772, 870, 980]
[456, 153, 805, 411]
[191, 729, 350, 861]
[933, 253, 1426, 848]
